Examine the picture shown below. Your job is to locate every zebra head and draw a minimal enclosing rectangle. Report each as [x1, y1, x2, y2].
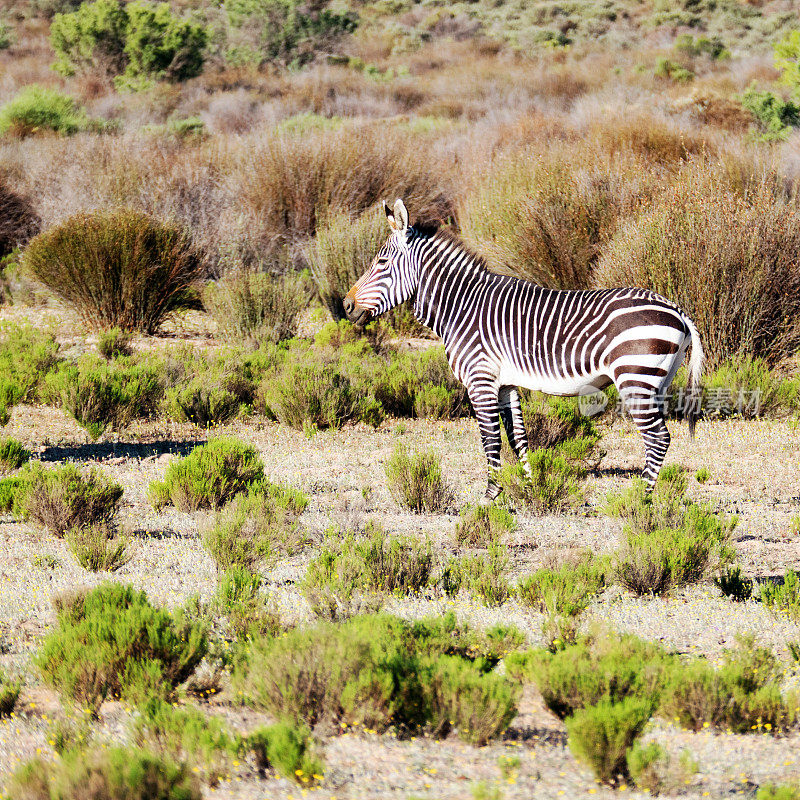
[343, 198, 417, 325]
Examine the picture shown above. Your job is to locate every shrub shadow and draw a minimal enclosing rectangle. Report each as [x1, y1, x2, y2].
[38, 440, 204, 463]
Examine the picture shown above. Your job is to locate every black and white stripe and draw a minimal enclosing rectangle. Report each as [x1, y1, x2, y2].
[345, 199, 703, 501]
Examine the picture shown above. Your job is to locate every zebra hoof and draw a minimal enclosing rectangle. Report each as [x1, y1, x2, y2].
[479, 485, 502, 506]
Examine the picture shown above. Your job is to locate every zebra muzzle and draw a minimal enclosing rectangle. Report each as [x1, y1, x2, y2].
[343, 295, 372, 326]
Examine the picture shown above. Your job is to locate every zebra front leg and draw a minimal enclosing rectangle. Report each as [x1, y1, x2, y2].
[468, 379, 503, 503]
[499, 386, 528, 463]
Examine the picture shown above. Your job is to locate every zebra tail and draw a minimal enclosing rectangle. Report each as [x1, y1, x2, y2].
[685, 316, 704, 439]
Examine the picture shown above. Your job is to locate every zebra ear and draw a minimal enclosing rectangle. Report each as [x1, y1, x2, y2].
[393, 198, 409, 232]
[384, 200, 398, 231]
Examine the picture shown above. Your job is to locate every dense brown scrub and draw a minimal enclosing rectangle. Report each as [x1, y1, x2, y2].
[234, 123, 457, 256]
[594, 164, 800, 367]
[0, 181, 40, 257]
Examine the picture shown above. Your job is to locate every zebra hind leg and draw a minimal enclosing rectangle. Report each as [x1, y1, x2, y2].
[468, 379, 503, 504]
[624, 391, 671, 490]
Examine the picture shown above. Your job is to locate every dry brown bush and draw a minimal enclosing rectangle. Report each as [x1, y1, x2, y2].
[0, 180, 40, 257]
[595, 165, 800, 366]
[459, 142, 661, 288]
[234, 123, 456, 254]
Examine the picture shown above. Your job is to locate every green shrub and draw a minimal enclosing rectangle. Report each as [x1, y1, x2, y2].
[695, 467, 710, 483]
[507, 630, 671, 720]
[45, 357, 162, 440]
[203, 484, 306, 573]
[132, 698, 236, 782]
[566, 696, 654, 785]
[258, 346, 357, 430]
[497, 448, 586, 513]
[715, 565, 753, 602]
[661, 635, 797, 733]
[674, 34, 728, 60]
[304, 526, 433, 614]
[203, 269, 307, 346]
[23, 209, 204, 334]
[0, 21, 14, 50]
[441, 544, 511, 608]
[246, 722, 323, 784]
[36, 583, 207, 714]
[604, 465, 689, 530]
[626, 741, 669, 794]
[775, 29, 800, 96]
[385, 443, 454, 513]
[0, 437, 30, 473]
[517, 554, 608, 644]
[15, 462, 123, 537]
[614, 522, 732, 596]
[164, 379, 241, 427]
[759, 785, 800, 800]
[0, 475, 22, 512]
[760, 569, 800, 619]
[67, 524, 131, 572]
[224, 0, 356, 67]
[7, 746, 201, 800]
[0, 323, 61, 417]
[0, 85, 88, 137]
[98, 327, 133, 359]
[705, 355, 785, 417]
[51, 0, 207, 83]
[215, 566, 280, 639]
[654, 57, 694, 82]
[520, 396, 602, 455]
[149, 437, 264, 511]
[425, 655, 520, 746]
[233, 613, 518, 741]
[454, 504, 516, 548]
[0, 669, 21, 716]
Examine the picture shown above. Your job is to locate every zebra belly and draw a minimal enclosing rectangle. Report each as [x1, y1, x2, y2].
[496, 362, 605, 396]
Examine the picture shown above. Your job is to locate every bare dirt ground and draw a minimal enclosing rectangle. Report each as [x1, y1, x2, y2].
[0, 318, 799, 799]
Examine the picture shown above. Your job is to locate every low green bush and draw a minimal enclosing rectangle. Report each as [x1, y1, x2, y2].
[454, 504, 516, 548]
[654, 57, 694, 82]
[36, 583, 207, 714]
[626, 741, 669, 794]
[507, 630, 672, 720]
[164, 379, 241, 427]
[98, 327, 133, 359]
[0, 437, 30, 473]
[215, 566, 280, 640]
[695, 467, 711, 483]
[715, 565, 753, 601]
[758, 785, 800, 800]
[741, 85, 800, 141]
[203, 269, 307, 346]
[385, 443, 454, 513]
[0, 475, 23, 512]
[425, 655, 520, 745]
[608, 468, 736, 595]
[660, 635, 797, 733]
[441, 544, 510, 608]
[304, 526, 433, 616]
[203, 484, 307, 573]
[520, 395, 602, 457]
[0, 669, 21, 716]
[45, 357, 162, 440]
[497, 448, 586, 513]
[233, 613, 519, 741]
[566, 696, 654, 784]
[149, 437, 264, 511]
[14, 462, 123, 537]
[0, 323, 61, 420]
[516, 553, 608, 646]
[246, 722, 323, 784]
[760, 570, 800, 619]
[132, 698, 236, 783]
[7, 746, 201, 800]
[67, 523, 131, 572]
[0, 85, 88, 137]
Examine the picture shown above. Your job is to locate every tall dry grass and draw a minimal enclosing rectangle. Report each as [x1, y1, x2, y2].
[595, 164, 800, 367]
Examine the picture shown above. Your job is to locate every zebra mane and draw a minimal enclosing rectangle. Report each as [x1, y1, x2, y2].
[411, 222, 490, 273]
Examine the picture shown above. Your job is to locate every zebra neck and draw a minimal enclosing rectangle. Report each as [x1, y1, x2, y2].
[411, 234, 495, 338]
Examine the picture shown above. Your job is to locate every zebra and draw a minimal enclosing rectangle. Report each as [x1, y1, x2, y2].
[343, 199, 703, 502]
